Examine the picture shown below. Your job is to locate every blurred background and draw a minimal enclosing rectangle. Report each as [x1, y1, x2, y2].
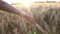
[0, 0, 60, 34]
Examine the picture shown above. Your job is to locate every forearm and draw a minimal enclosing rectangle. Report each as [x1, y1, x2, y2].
[0, 0, 21, 15]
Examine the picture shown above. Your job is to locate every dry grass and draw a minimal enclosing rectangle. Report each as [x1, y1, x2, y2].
[30, 7, 60, 34]
[0, 3, 60, 34]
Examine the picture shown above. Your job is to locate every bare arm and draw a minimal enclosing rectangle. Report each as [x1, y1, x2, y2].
[0, 0, 35, 23]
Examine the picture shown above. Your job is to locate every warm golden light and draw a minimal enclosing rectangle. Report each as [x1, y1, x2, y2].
[3, 0, 44, 7]
[21, 2, 30, 7]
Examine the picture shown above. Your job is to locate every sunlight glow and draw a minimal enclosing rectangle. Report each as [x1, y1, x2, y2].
[3, 0, 60, 4]
[22, 2, 30, 7]
[3, 0, 60, 7]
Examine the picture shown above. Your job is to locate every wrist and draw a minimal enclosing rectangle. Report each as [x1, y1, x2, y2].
[19, 10, 27, 17]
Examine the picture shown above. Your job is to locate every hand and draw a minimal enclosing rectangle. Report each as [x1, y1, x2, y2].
[20, 11, 36, 30]
[23, 13, 35, 23]
[23, 13, 35, 30]
[20, 11, 35, 23]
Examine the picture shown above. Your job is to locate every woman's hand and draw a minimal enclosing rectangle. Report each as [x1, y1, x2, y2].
[22, 12, 36, 29]
[20, 11, 35, 23]
[23, 14, 35, 22]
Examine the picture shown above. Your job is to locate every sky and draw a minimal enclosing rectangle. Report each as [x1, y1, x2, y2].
[3, 0, 60, 4]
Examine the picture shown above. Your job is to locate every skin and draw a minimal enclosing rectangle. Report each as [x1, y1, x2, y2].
[0, 1, 35, 34]
[0, 0, 35, 22]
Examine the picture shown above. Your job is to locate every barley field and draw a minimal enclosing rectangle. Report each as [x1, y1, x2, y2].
[0, 2, 60, 34]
